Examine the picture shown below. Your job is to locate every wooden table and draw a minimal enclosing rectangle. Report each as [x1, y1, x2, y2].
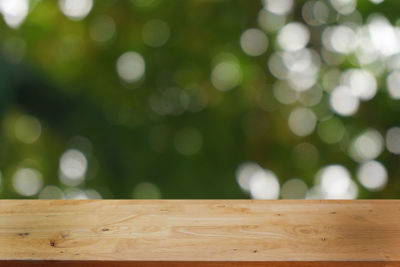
[0, 200, 399, 266]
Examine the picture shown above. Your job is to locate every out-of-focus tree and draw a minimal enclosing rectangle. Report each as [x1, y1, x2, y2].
[0, 0, 399, 200]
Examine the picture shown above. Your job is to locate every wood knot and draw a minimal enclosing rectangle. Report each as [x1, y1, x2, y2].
[102, 228, 110, 232]
[18, 232, 30, 237]
[50, 240, 56, 247]
[253, 249, 258, 253]
[321, 237, 326, 241]
[300, 229, 311, 234]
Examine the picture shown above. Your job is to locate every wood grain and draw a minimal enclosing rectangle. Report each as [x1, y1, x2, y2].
[0, 200, 399, 266]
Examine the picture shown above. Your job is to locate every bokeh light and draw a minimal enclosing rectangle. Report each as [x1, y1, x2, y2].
[133, 182, 161, 199]
[59, 149, 88, 186]
[329, 0, 356, 15]
[116, 51, 146, 83]
[322, 25, 356, 54]
[59, 0, 93, 21]
[39, 185, 64, 199]
[329, 86, 359, 116]
[14, 115, 41, 144]
[13, 168, 43, 196]
[89, 15, 116, 43]
[349, 129, 383, 162]
[240, 28, 268, 57]
[0, 0, 29, 28]
[357, 160, 387, 191]
[317, 165, 358, 199]
[302, 1, 330, 26]
[236, 161, 263, 193]
[386, 127, 400, 154]
[288, 107, 317, 137]
[85, 189, 102, 199]
[211, 58, 242, 91]
[64, 187, 88, 199]
[263, 0, 293, 15]
[174, 127, 203, 156]
[281, 178, 308, 199]
[277, 22, 310, 52]
[317, 116, 345, 144]
[258, 9, 286, 32]
[249, 169, 280, 200]
[273, 80, 298, 105]
[142, 19, 170, 47]
[342, 69, 377, 101]
[386, 71, 400, 99]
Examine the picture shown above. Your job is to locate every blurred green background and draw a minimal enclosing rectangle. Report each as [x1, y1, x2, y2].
[0, 0, 399, 199]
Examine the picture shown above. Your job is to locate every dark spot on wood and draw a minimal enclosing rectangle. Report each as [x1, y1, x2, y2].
[243, 225, 258, 230]
[369, 209, 373, 213]
[60, 251, 64, 253]
[353, 215, 365, 221]
[322, 237, 326, 241]
[253, 249, 258, 253]
[233, 249, 238, 251]
[50, 240, 56, 247]
[102, 228, 110, 232]
[276, 213, 281, 216]
[18, 232, 29, 237]
[330, 211, 336, 214]
[75, 253, 80, 256]
[238, 207, 249, 213]
[300, 229, 311, 234]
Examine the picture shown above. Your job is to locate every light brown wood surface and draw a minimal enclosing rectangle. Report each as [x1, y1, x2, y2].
[0, 200, 399, 266]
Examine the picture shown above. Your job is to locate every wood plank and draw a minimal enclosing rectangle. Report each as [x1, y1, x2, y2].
[0, 261, 397, 267]
[0, 200, 399, 266]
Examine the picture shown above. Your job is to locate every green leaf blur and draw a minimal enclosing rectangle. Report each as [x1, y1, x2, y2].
[0, 0, 399, 199]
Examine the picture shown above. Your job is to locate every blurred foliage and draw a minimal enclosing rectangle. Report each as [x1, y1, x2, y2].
[0, 0, 399, 199]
